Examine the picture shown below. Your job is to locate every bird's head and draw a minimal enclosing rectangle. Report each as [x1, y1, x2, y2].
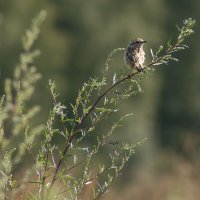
[130, 38, 147, 48]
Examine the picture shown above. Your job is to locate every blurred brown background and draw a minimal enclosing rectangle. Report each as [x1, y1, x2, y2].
[0, 0, 200, 199]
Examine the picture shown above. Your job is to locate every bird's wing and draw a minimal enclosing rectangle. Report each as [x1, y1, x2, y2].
[126, 47, 136, 63]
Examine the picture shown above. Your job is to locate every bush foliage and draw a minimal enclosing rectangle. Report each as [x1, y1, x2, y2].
[0, 11, 195, 200]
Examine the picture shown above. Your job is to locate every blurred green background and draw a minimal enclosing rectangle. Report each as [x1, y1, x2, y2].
[0, 0, 200, 199]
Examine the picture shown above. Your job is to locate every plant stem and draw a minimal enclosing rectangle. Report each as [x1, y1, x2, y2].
[49, 42, 179, 188]
[49, 70, 140, 188]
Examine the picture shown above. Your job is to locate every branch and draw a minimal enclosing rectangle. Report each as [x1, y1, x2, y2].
[49, 66, 147, 188]
[49, 17, 196, 187]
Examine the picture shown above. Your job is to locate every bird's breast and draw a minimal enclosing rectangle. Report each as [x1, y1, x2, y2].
[138, 49, 145, 65]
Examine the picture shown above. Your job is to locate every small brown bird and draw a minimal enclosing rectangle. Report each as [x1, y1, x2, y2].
[125, 38, 147, 72]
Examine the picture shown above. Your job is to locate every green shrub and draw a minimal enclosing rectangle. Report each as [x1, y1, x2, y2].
[0, 11, 195, 200]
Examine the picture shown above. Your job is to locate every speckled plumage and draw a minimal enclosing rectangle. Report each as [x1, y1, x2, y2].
[125, 38, 146, 71]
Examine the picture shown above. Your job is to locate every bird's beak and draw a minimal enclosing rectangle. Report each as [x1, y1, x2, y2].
[142, 41, 147, 43]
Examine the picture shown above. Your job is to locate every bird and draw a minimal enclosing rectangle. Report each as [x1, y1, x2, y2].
[125, 38, 147, 72]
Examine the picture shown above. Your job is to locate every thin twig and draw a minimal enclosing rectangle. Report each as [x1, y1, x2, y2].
[49, 40, 180, 188]
[49, 70, 139, 188]
[65, 158, 87, 173]
[41, 148, 49, 200]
